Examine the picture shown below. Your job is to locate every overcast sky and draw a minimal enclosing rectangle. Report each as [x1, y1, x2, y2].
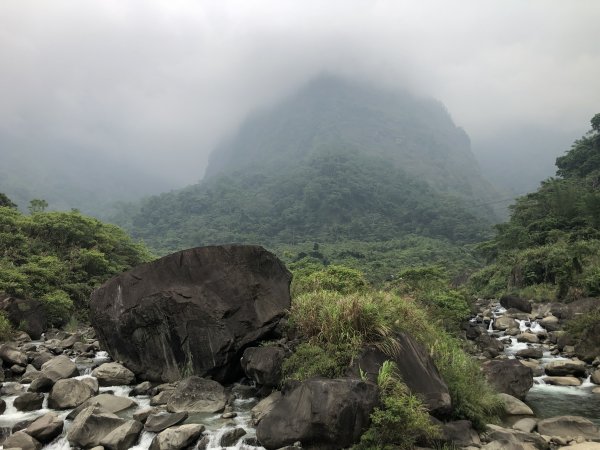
[1, 0, 599, 184]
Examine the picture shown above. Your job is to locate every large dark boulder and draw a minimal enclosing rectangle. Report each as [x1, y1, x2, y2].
[0, 295, 47, 339]
[256, 378, 379, 450]
[89, 245, 292, 383]
[482, 360, 533, 400]
[500, 296, 532, 313]
[241, 346, 285, 388]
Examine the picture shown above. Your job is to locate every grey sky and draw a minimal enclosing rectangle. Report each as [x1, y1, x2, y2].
[1, 0, 599, 184]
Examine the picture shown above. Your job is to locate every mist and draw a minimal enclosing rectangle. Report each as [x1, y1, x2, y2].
[1, 0, 599, 186]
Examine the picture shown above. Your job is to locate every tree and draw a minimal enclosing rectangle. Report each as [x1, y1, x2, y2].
[28, 199, 48, 214]
[0, 193, 17, 209]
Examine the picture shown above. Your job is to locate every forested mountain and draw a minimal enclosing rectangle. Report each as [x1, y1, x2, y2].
[115, 77, 500, 276]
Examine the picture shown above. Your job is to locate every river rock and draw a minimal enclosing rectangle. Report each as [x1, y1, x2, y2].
[591, 369, 600, 384]
[31, 352, 53, 370]
[41, 355, 79, 382]
[26, 375, 52, 393]
[134, 407, 157, 423]
[257, 378, 379, 450]
[2, 430, 42, 450]
[516, 348, 544, 359]
[544, 359, 587, 377]
[559, 444, 600, 450]
[537, 415, 600, 440]
[1, 381, 25, 395]
[24, 412, 64, 443]
[0, 398, 6, 414]
[575, 321, 600, 362]
[144, 412, 188, 432]
[485, 424, 547, 449]
[540, 315, 560, 332]
[439, 420, 481, 447]
[99, 419, 144, 450]
[149, 424, 205, 450]
[67, 405, 128, 448]
[482, 360, 533, 400]
[0, 296, 47, 339]
[517, 333, 539, 344]
[130, 380, 153, 396]
[241, 346, 285, 388]
[500, 296, 532, 313]
[251, 391, 281, 425]
[0, 344, 28, 366]
[494, 316, 518, 331]
[513, 418, 537, 433]
[67, 393, 138, 420]
[220, 427, 247, 447]
[498, 393, 534, 415]
[48, 378, 95, 409]
[89, 245, 292, 383]
[150, 389, 173, 406]
[14, 392, 44, 411]
[92, 362, 136, 386]
[544, 376, 582, 386]
[166, 376, 227, 413]
[82, 376, 100, 394]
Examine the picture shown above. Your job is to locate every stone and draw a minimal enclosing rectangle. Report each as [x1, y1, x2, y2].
[220, 427, 246, 447]
[130, 380, 153, 396]
[149, 424, 205, 450]
[494, 315, 518, 331]
[241, 346, 285, 388]
[28, 375, 54, 393]
[48, 378, 95, 409]
[90, 245, 292, 383]
[0, 398, 6, 414]
[133, 407, 157, 423]
[558, 444, 600, 450]
[82, 376, 100, 394]
[516, 348, 544, 359]
[31, 352, 53, 370]
[540, 315, 560, 332]
[67, 405, 128, 448]
[24, 412, 64, 444]
[2, 430, 42, 450]
[517, 333, 539, 344]
[0, 344, 28, 366]
[67, 393, 138, 420]
[100, 419, 144, 450]
[439, 420, 481, 447]
[512, 418, 537, 433]
[537, 415, 600, 440]
[92, 362, 136, 386]
[144, 412, 188, 433]
[41, 355, 79, 382]
[485, 424, 547, 449]
[500, 296, 532, 313]
[519, 360, 544, 376]
[498, 393, 534, 416]
[591, 369, 600, 385]
[251, 391, 281, 425]
[59, 333, 80, 349]
[482, 360, 533, 400]
[576, 321, 600, 362]
[11, 363, 26, 375]
[544, 359, 587, 377]
[166, 376, 227, 413]
[0, 296, 47, 339]
[544, 376, 582, 386]
[14, 392, 44, 411]
[1, 381, 25, 395]
[150, 390, 173, 406]
[257, 378, 379, 450]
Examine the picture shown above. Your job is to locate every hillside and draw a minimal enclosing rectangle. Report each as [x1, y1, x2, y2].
[115, 77, 500, 275]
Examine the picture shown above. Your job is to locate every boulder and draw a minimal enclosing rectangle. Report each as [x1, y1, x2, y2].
[0, 398, 6, 414]
[575, 321, 600, 362]
[500, 296, 532, 313]
[558, 444, 600, 450]
[544, 376, 582, 386]
[67, 393, 137, 420]
[14, 392, 44, 411]
[67, 405, 128, 448]
[251, 391, 281, 425]
[150, 389, 173, 406]
[512, 418, 537, 433]
[41, 355, 79, 382]
[24, 412, 64, 444]
[540, 315, 560, 332]
[149, 424, 205, 450]
[517, 333, 539, 344]
[220, 427, 246, 447]
[592, 369, 600, 385]
[48, 378, 95, 409]
[144, 412, 188, 432]
[256, 378, 379, 450]
[482, 360, 533, 400]
[2, 430, 42, 450]
[241, 346, 285, 388]
[485, 424, 548, 449]
[28, 375, 54, 393]
[0, 344, 28, 366]
[130, 380, 153, 396]
[82, 376, 100, 394]
[516, 348, 544, 359]
[537, 416, 600, 440]
[134, 407, 157, 423]
[31, 352, 53, 370]
[0, 296, 47, 339]
[1, 381, 25, 395]
[89, 245, 292, 383]
[544, 359, 587, 377]
[439, 420, 481, 447]
[498, 393, 534, 416]
[166, 376, 227, 413]
[92, 362, 136, 386]
[100, 419, 144, 450]
[494, 316, 518, 331]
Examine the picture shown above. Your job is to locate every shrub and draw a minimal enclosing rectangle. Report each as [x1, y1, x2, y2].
[41, 290, 73, 327]
[292, 265, 368, 296]
[281, 343, 352, 381]
[0, 311, 13, 341]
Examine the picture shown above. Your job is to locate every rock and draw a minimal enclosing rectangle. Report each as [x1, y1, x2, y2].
[0, 344, 28, 366]
[14, 392, 44, 411]
[133, 407, 157, 423]
[67, 405, 128, 448]
[440, 420, 481, 447]
[257, 378, 379, 450]
[166, 376, 227, 413]
[485, 424, 548, 449]
[41, 355, 79, 382]
[475, 333, 506, 357]
[241, 346, 285, 388]
[11, 363, 26, 375]
[90, 245, 292, 383]
[558, 443, 600, 450]
[500, 296, 532, 313]
[0, 398, 5, 414]
[516, 348, 544, 359]
[592, 369, 600, 385]
[28, 375, 54, 393]
[2, 430, 42, 450]
[544, 359, 587, 377]
[1, 381, 25, 395]
[59, 333, 80, 349]
[512, 418, 537, 433]
[593, 387, 600, 394]
[220, 427, 247, 447]
[498, 393, 534, 416]
[481, 440, 536, 450]
[251, 391, 281, 425]
[537, 415, 600, 440]
[482, 360, 533, 400]
[221, 412, 237, 419]
[576, 321, 600, 362]
[544, 376, 582, 386]
[24, 412, 64, 443]
[67, 393, 138, 420]
[494, 316, 518, 331]
[517, 333, 539, 344]
[150, 390, 173, 406]
[130, 380, 153, 396]
[92, 362, 136, 386]
[82, 376, 100, 394]
[100, 419, 144, 450]
[144, 412, 188, 433]
[48, 378, 95, 409]
[540, 315, 560, 332]
[31, 352, 53, 370]
[149, 424, 205, 450]
[0, 296, 47, 339]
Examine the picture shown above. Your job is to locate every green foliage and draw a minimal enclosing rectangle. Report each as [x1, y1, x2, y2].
[292, 265, 368, 296]
[0, 311, 13, 341]
[41, 290, 74, 327]
[28, 198, 48, 214]
[0, 193, 17, 209]
[565, 309, 600, 339]
[281, 343, 351, 381]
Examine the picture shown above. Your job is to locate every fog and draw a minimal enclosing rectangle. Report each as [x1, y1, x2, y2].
[1, 0, 599, 185]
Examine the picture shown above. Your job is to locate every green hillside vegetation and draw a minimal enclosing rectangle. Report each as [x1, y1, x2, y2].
[470, 113, 600, 301]
[0, 197, 152, 326]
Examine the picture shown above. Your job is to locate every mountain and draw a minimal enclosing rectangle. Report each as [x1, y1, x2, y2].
[116, 76, 500, 264]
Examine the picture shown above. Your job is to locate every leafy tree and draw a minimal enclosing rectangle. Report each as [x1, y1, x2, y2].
[0, 193, 16, 209]
[28, 198, 48, 214]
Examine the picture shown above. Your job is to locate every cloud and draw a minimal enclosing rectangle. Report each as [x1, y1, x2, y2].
[1, 0, 599, 184]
